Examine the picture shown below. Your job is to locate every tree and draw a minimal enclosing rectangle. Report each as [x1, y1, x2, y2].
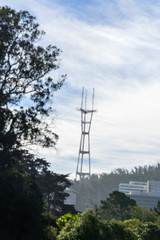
[0, 6, 65, 169]
[128, 206, 157, 223]
[58, 210, 134, 240]
[58, 210, 101, 240]
[15, 151, 50, 178]
[0, 6, 66, 239]
[0, 169, 44, 240]
[98, 191, 137, 220]
[124, 219, 160, 240]
[38, 171, 76, 216]
[153, 200, 160, 216]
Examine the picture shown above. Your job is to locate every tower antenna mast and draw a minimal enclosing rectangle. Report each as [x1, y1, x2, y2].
[76, 87, 96, 180]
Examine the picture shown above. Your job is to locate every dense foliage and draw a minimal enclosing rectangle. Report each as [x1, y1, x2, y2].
[0, 6, 74, 240]
[98, 191, 137, 220]
[0, 170, 43, 239]
[0, 6, 65, 170]
[57, 210, 160, 240]
[38, 171, 76, 216]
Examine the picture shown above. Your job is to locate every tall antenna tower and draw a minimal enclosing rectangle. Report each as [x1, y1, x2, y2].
[76, 87, 96, 180]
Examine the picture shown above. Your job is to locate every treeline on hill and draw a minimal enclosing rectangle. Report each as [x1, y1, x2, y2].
[72, 163, 160, 212]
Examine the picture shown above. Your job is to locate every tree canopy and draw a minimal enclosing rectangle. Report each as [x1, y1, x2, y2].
[0, 6, 65, 169]
[0, 6, 73, 239]
[98, 191, 137, 220]
[0, 169, 44, 239]
[38, 171, 76, 216]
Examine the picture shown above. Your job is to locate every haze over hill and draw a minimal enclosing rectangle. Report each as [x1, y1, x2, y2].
[72, 163, 160, 212]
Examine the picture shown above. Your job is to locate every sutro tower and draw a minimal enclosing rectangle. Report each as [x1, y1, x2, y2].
[76, 87, 96, 180]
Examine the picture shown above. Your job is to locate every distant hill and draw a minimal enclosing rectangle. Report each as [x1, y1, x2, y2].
[72, 162, 160, 212]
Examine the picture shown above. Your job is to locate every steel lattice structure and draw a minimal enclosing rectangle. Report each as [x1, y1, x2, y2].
[76, 87, 96, 180]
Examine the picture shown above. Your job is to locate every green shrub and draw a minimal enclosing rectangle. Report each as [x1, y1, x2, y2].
[41, 213, 58, 240]
[57, 213, 78, 230]
[58, 209, 136, 240]
[123, 219, 160, 240]
[139, 223, 160, 240]
[58, 209, 101, 240]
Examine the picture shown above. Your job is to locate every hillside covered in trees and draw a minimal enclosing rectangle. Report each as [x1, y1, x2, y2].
[72, 163, 160, 212]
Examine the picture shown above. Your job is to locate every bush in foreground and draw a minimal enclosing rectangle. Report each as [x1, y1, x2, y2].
[57, 209, 160, 240]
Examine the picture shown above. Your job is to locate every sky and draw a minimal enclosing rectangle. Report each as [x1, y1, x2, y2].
[2, 0, 160, 178]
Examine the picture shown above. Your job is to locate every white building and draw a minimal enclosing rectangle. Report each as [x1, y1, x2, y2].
[119, 181, 147, 194]
[119, 180, 160, 209]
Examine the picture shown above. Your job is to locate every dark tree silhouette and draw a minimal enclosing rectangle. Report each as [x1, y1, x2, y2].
[98, 191, 136, 220]
[38, 171, 76, 216]
[0, 6, 65, 169]
[0, 6, 67, 239]
[0, 170, 44, 239]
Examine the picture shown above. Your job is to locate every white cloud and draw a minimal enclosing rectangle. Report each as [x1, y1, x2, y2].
[2, 0, 160, 178]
